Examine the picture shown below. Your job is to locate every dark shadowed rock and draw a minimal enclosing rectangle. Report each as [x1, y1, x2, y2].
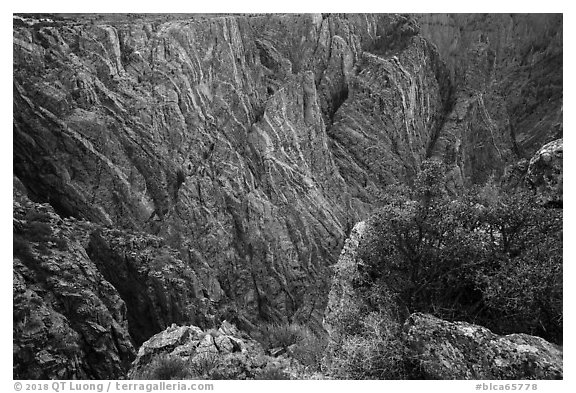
[13, 178, 219, 379]
[13, 179, 135, 379]
[86, 228, 219, 346]
[403, 313, 563, 380]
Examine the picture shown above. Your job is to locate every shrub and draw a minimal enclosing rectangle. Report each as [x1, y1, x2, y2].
[357, 160, 563, 343]
[134, 354, 191, 380]
[188, 353, 221, 378]
[358, 165, 487, 322]
[24, 209, 53, 223]
[254, 365, 290, 380]
[15, 210, 67, 252]
[204, 353, 249, 380]
[13, 236, 36, 265]
[473, 188, 562, 341]
[259, 322, 306, 349]
[326, 312, 408, 379]
[256, 322, 327, 371]
[289, 329, 327, 371]
[24, 221, 53, 242]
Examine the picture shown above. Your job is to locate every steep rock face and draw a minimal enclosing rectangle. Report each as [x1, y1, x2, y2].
[13, 179, 134, 379]
[13, 177, 220, 378]
[403, 313, 563, 380]
[86, 228, 220, 346]
[327, 18, 453, 200]
[328, 38, 452, 199]
[13, 14, 455, 334]
[419, 14, 562, 184]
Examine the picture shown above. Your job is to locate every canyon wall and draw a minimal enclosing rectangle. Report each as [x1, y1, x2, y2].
[419, 14, 562, 184]
[13, 13, 562, 379]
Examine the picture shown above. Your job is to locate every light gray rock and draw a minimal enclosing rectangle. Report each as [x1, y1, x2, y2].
[403, 313, 563, 380]
[322, 221, 367, 340]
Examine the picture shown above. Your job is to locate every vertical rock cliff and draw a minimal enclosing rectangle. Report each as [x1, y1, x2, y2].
[418, 14, 562, 184]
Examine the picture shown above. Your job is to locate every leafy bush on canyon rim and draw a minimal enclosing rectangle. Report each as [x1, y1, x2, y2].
[357, 160, 562, 344]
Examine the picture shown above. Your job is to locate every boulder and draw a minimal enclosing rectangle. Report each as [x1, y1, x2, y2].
[213, 335, 235, 355]
[403, 313, 563, 380]
[128, 321, 296, 380]
[132, 324, 203, 369]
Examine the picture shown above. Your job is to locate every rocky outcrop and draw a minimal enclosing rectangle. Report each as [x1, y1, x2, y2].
[128, 321, 296, 380]
[86, 229, 220, 346]
[13, 178, 218, 379]
[322, 221, 367, 340]
[328, 35, 452, 198]
[13, 178, 135, 379]
[403, 313, 563, 380]
[129, 324, 215, 376]
[526, 138, 562, 207]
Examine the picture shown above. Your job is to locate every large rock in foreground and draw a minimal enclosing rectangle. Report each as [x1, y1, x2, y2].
[322, 219, 563, 380]
[403, 313, 563, 380]
[128, 321, 299, 380]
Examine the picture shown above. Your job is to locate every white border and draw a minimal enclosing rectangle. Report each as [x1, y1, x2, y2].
[3, 3, 573, 391]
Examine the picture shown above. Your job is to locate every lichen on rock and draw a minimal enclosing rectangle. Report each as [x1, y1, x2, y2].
[403, 313, 563, 380]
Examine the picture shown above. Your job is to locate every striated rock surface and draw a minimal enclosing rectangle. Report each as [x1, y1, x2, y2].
[419, 14, 563, 184]
[13, 13, 456, 336]
[322, 221, 367, 341]
[86, 228, 220, 346]
[403, 313, 563, 380]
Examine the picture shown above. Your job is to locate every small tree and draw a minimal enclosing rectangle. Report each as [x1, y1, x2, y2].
[358, 159, 562, 343]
